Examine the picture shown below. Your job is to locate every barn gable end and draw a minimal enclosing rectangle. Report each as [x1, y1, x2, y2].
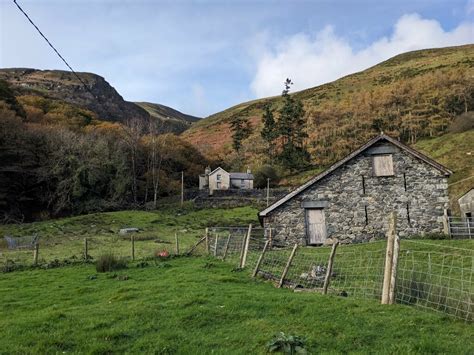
[259, 134, 452, 245]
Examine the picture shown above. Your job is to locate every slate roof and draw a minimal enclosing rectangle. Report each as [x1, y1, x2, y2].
[258, 134, 452, 220]
[230, 173, 254, 180]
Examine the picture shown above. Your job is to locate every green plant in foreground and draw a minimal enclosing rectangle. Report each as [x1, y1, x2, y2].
[267, 332, 308, 354]
[95, 253, 127, 273]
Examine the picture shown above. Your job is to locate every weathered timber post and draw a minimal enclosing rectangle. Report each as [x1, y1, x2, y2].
[33, 243, 39, 265]
[252, 240, 270, 278]
[214, 233, 219, 257]
[277, 244, 298, 288]
[442, 209, 450, 237]
[205, 228, 210, 255]
[240, 224, 252, 268]
[222, 233, 232, 261]
[175, 232, 179, 255]
[84, 237, 88, 260]
[389, 233, 400, 305]
[322, 242, 339, 295]
[131, 235, 135, 261]
[381, 212, 396, 304]
[268, 228, 273, 248]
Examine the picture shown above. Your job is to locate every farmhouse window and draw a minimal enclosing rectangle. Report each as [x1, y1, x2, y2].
[216, 182, 221, 189]
[373, 155, 394, 176]
[240, 180, 245, 188]
[216, 174, 221, 181]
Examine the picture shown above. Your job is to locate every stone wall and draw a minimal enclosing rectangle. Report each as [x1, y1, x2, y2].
[263, 142, 449, 245]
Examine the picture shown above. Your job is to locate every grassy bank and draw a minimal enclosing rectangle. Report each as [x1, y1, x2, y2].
[0, 205, 259, 265]
[0, 256, 473, 354]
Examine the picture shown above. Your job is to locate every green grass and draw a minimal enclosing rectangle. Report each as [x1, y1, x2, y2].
[0, 205, 259, 265]
[0, 256, 473, 354]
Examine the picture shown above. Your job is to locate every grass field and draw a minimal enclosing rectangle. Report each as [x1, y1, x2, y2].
[1, 256, 473, 354]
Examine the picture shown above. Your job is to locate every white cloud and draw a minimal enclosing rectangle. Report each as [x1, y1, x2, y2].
[250, 14, 474, 98]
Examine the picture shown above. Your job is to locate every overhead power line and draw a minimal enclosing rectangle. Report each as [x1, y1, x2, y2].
[12, 0, 97, 98]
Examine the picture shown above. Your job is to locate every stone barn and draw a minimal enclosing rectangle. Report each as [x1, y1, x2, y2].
[258, 134, 452, 245]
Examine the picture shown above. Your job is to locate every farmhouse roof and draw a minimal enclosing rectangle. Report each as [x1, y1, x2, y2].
[208, 167, 228, 175]
[230, 172, 254, 180]
[258, 134, 452, 220]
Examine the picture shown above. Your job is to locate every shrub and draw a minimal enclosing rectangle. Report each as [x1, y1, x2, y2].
[95, 254, 127, 273]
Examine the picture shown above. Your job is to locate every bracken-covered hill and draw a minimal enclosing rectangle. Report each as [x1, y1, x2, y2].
[182, 44, 474, 167]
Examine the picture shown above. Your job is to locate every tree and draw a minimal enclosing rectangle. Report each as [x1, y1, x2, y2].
[276, 79, 310, 171]
[261, 103, 277, 159]
[230, 116, 251, 152]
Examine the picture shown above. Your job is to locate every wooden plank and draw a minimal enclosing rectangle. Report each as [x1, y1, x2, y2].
[277, 244, 298, 288]
[205, 228, 210, 254]
[33, 243, 39, 265]
[131, 235, 135, 261]
[175, 232, 179, 255]
[381, 212, 396, 304]
[322, 242, 339, 294]
[222, 233, 231, 261]
[186, 236, 206, 256]
[373, 155, 394, 176]
[307, 209, 327, 244]
[214, 233, 219, 257]
[389, 233, 400, 305]
[252, 240, 270, 278]
[84, 237, 88, 260]
[241, 224, 252, 268]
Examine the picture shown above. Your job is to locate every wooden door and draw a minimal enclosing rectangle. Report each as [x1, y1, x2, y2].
[306, 209, 327, 244]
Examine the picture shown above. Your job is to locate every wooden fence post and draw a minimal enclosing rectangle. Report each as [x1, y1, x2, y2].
[84, 237, 88, 260]
[442, 209, 450, 237]
[214, 233, 219, 257]
[277, 244, 298, 288]
[389, 233, 400, 305]
[322, 242, 339, 294]
[241, 224, 252, 268]
[175, 232, 179, 255]
[205, 228, 210, 255]
[252, 240, 270, 278]
[268, 227, 273, 248]
[222, 233, 232, 261]
[382, 212, 396, 304]
[33, 243, 39, 265]
[131, 235, 135, 261]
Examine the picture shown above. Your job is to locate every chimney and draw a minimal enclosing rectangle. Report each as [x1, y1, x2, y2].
[205, 166, 211, 175]
[246, 166, 251, 174]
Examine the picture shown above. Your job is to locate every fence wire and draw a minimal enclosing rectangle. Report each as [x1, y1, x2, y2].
[205, 226, 473, 322]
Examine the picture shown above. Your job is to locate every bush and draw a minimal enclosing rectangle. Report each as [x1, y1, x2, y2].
[95, 254, 127, 273]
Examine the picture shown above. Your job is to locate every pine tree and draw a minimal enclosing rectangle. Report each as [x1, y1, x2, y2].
[230, 116, 251, 152]
[276, 78, 310, 171]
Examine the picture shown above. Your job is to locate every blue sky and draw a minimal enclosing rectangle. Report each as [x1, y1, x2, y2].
[1, 0, 473, 117]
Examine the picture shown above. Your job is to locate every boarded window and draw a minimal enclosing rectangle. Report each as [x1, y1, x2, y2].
[306, 209, 327, 244]
[373, 155, 394, 176]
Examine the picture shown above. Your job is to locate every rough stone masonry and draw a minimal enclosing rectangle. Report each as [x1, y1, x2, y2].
[259, 136, 451, 245]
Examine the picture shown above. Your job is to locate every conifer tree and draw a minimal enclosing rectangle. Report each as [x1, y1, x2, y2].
[260, 102, 277, 158]
[230, 116, 251, 152]
[276, 78, 310, 170]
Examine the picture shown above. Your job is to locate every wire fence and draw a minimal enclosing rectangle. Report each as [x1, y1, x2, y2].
[448, 216, 473, 238]
[196, 225, 473, 322]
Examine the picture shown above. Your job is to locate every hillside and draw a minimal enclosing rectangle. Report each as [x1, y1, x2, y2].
[0, 68, 200, 132]
[135, 101, 201, 133]
[182, 45, 474, 168]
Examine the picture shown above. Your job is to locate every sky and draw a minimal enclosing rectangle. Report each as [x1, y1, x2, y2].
[0, 0, 473, 117]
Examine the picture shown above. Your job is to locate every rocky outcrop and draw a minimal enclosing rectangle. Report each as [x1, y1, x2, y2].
[0, 68, 149, 122]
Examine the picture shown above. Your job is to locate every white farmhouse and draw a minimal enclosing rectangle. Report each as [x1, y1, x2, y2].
[199, 166, 254, 192]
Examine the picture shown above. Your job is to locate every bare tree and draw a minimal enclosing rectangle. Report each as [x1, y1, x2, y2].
[121, 118, 145, 204]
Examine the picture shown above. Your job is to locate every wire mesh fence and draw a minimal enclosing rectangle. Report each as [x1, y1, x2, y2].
[201, 225, 473, 322]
